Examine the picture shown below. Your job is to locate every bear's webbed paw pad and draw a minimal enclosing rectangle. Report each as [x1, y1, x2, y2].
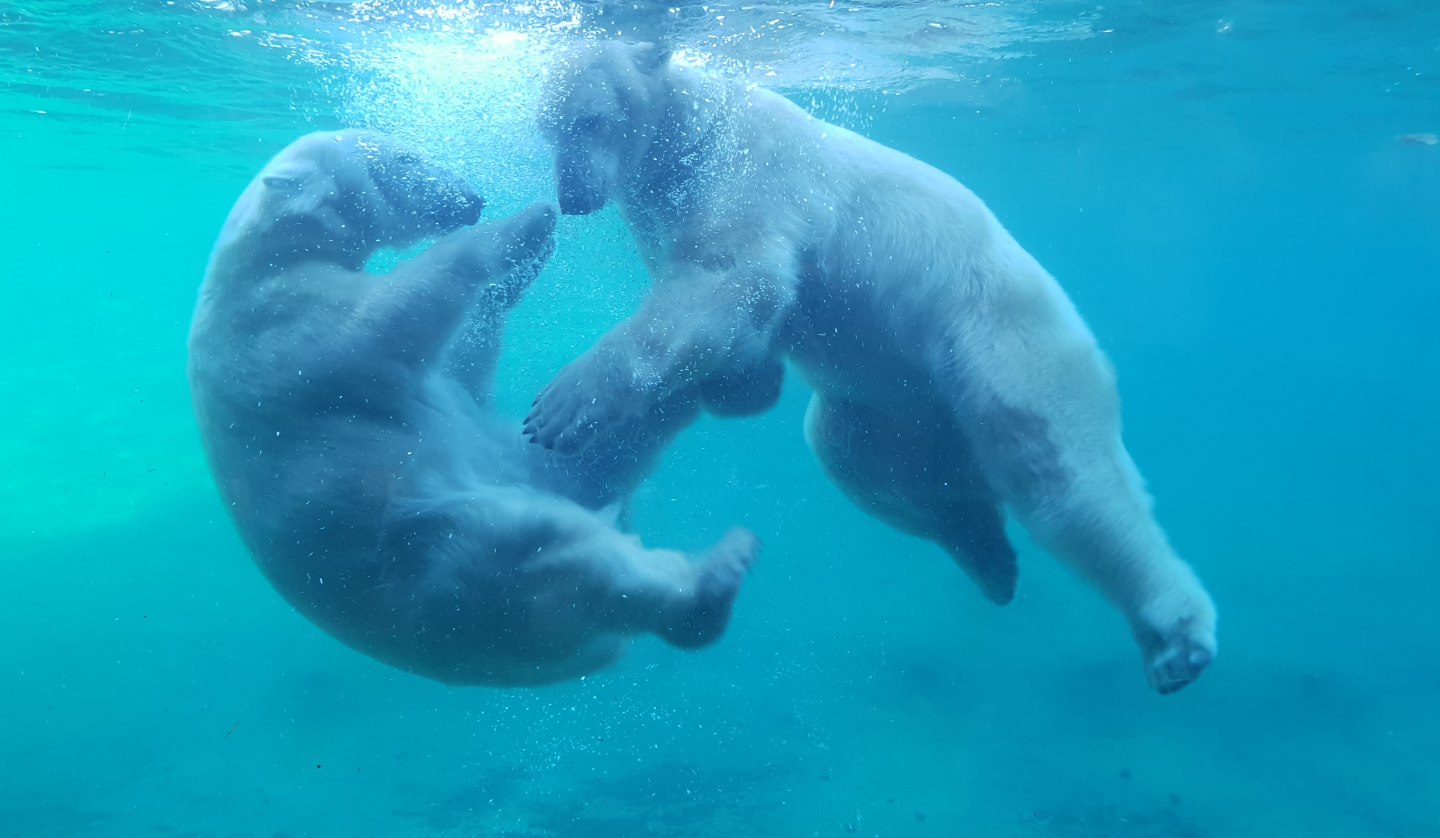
[524, 353, 651, 453]
[1137, 615, 1216, 695]
[660, 528, 759, 650]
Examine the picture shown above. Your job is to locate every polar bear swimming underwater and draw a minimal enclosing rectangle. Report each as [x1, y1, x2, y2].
[188, 129, 758, 685]
[524, 42, 1217, 694]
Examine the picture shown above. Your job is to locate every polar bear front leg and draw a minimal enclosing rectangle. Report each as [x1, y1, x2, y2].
[525, 263, 796, 453]
[352, 203, 556, 370]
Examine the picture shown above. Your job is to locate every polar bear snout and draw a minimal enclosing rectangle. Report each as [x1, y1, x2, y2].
[432, 184, 484, 228]
[555, 148, 610, 215]
[559, 186, 605, 216]
[366, 150, 485, 233]
[557, 172, 607, 215]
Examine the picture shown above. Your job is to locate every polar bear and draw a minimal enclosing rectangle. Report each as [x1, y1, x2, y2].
[188, 129, 758, 686]
[524, 42, 1217, 693]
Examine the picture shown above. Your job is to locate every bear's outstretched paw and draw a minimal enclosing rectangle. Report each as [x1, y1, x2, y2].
[1135, 613, 1216, 695]
[496, 203, 557, 271]
[659, 528, 759, 650]
[525, 351, 650, 453]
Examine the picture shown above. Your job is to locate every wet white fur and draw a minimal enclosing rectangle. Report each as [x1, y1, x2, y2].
[529, 44, 1216, 693]
[189, 129, 757, 685]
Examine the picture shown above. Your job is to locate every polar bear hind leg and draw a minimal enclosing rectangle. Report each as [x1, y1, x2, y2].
[947, 316, 1217, 693]
[803, 393, 1018, 605]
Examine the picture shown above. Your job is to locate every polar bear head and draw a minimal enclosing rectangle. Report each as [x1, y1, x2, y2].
[214, 129, 484, 272]
[539, 41, 671, 215]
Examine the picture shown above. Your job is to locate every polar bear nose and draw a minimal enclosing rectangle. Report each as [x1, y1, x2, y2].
[558, 184, 605, 216]
[428, 185, 483, 229]
[451, 187, 484, 226]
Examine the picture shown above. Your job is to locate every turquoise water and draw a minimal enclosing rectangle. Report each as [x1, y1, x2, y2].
[3, 1, 1439, 835]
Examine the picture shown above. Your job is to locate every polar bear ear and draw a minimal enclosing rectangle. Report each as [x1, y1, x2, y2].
[258, 160, 334, 222]
[261, 173, 304, 193]
[215, 160, 325, 255]
[261, 160, 318, 194]
[263, 162, 325, 210]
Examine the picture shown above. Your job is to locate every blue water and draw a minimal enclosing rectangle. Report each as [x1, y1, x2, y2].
[2, 1, 1438, 835]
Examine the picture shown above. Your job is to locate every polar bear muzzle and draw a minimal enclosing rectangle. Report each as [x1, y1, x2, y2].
[555, 147, 609, 215]
[368, 151, 485, 229]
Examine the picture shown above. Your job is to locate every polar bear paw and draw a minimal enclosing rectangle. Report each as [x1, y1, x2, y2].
[1134, 611, 1216, 695]
[525, 348, 653, 453]
[659, 528, 760, 650]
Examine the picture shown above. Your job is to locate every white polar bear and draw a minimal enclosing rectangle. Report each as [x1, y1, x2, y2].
[188, 129, 757, 686]
[524, 42, 1217, 693]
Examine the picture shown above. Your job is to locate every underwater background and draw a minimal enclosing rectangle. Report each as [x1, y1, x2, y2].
[2, 1, 1438, 835]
